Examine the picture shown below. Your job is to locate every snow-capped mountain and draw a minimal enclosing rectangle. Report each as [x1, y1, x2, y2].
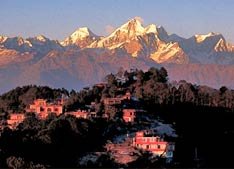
[0, 35, 63, 57]
[89, 18, 147, 48]
[61, 27, 100, 48]
[1, 18, 234, 65]
[166, 32, 234, 64]
[59, 18, 234, 65]
[87, 18, 188, 63]
[0, 17, 234, 93]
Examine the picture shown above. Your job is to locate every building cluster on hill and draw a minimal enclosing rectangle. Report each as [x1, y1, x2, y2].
[4, 91, 136, 129]
[2, 90, 175, 161]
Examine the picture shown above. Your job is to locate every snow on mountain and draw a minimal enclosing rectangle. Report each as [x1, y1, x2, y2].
[145, 24, 157, 34]
[89, 18, 145, 49]
[87, 18, 187, 63]
[150, 42, 188, 64]
[1, 17, 234, 65]
[156, 26, 169, 41]
[0, 37, 32, 52]
[0, 35, 8, 44]
[213, 38, 234, 53]
[0, 35, 63, 59]
[89, 18, 168, 49]
[163, 31, 234, 64]
[35, 35, 48, 42]
[194, 32, 220, 43]
[61, 27, 100, 48]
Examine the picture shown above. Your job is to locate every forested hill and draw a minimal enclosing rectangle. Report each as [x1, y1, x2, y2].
[0, 67, 233, 114]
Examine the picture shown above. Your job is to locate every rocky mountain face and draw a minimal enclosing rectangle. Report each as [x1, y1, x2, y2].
[0, 17, 234, 93]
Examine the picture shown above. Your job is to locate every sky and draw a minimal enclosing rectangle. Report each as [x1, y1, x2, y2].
[0, 0, 234, 43]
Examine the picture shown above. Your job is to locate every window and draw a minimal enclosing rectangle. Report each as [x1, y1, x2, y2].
[54, 108, 58, 112]
[146, 145, 150, 149]
[47, 108, 52, 112]
[167, 151, 172, 157]
[157, 145, 161, 149]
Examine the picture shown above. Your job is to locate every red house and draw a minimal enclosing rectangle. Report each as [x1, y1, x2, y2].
[7, 113, 25, 129]
[103, 92, 132, 106]
[65, 110, 89, 119]
[123, 109, 136, 122]
[26, 99, 63, 119]
[103, 98, 122, 105]
[132, 131, 175, 159]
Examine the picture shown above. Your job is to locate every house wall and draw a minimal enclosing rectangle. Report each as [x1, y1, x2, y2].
[7, 113, 25, 129]
[133, 131, 170, 157]
[123, 109, 136, 122]
[26, 99, 63, 119]
[65, 111, 89, 119]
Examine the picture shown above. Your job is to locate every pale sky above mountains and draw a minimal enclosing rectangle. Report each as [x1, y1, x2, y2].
[0, 0, 234, 43]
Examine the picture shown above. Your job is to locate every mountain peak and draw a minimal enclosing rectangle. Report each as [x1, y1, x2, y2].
[145, 24, 157, 34]
[71, 27, 97, 39]
[156, 26, 169, 40]
[89, 17, 147, 48]
[107, 18, 145, 39]
[15, 36, 27, 46]
[128, 17, 143, 25]
[61, 27, 99, 47]
[0, 35, 8, 43]
[120, 18, 145, 35]
[194, 32, 221, 43]
[35, 35, 48, 42]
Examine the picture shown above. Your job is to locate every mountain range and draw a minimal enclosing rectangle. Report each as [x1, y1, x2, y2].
[0, 17, 234, 93]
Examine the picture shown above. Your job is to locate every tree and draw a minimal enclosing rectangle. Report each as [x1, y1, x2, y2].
[105, 74, 117, 86]
[95, 103, 104, 116]
[6, 156, 46, 169]
[159, 67, 168, 83]
[6, 156, 26, 169]
[219, 86, 228, 94]
[127, 150, 164, 168]
[95, 152, 118, 168]
[116, 67, 125, 77]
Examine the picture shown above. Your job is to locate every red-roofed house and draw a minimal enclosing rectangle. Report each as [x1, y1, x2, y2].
[123, 109, 136, 122]
[7, 113, 25, 129]
[26, 99, 63, 119]
[65, 110, 89, 119]
[132, 131, 175, 159]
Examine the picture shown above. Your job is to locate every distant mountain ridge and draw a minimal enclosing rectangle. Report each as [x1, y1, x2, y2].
[0, 17, 234, 93]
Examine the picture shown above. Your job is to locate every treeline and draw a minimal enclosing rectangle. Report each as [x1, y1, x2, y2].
[1, 67, 234, 115]
[106, 67, 234, 110]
